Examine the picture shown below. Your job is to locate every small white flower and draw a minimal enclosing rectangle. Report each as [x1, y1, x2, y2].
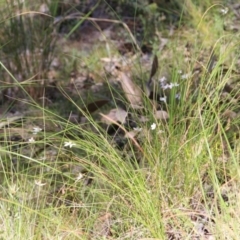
[28, 137, 35, 143]
[220, 7, 228, 15]
[64, 141, 76, 148]
[159, 76, 167, 83]
[163, 84, 170, 90]
[32, 127, 42, 134]
[34, 180, 46, 187]
[162, 82, 179, 90]
[159, 96, 167, 103]
[151, 123, 157, 130]
[75, 173, 83, 181]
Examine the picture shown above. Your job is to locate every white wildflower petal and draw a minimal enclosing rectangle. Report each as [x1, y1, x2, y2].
[34, 180, 46, 187]
[75, 173, 84, 181]
[162, 84, 170, 90]
[159, 96, 167, 103]
[151, 123, 157, 130]
[220, 7, 228, 15]
[159, 76, 167, 83]
[181, 72, 191, 80]
[32, 127, 42, 134]
[164, 82, 179, 89]
[28, 137, 35, 143]
[162, 82, 179, 90]
[64, 141, 76, 148]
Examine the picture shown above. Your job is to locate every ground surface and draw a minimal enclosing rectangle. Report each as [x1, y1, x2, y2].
[0, 1, 240, 239]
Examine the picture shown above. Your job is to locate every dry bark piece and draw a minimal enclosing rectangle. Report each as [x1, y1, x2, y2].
[83, 99, 109, 114]
[116, 68, 143, 108]
[150, 55, 159, 80]
[146, 55, 159, 96]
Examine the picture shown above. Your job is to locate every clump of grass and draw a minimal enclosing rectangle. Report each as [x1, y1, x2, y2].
[0, 0, 240, 239]
[0, 0, 56, 101]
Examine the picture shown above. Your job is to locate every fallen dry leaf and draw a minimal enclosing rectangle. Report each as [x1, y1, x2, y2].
[115, 108, 128, 123]
[222, 109, 237, 120]
[0, 127, 32, 140]
[117, 70, 143, 108]
[155, 110, 169, 120]
[92, 212, 112, 238]
[100, 108, 128, 125]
